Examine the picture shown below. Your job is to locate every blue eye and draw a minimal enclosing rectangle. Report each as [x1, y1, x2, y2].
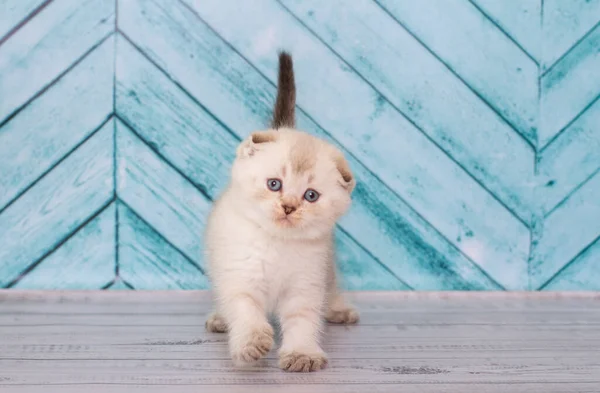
[267, 178, 282, 191]
[304, 189, 320, 202]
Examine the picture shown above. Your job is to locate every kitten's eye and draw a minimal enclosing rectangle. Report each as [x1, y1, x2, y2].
[267, 178, 282, 191]
[304, 189, 320, 202]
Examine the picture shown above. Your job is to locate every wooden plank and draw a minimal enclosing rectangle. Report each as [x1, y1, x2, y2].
[118, 202, 209, 290]
[12, 203, 115, 289]
[470, 0, 541, 62]
[4, 302, 600, 321]
[543, 238, 600, 290]
[531, 172, 600, 289]
[115, 34, 238, 198]
[123, 0, 525, 289]
[284, 0, 535, 223]
[0, 0, 47, 40]
[3, 322, 600, 345]
[4, 310, 600, 338]
[6, 311, 600, 331]
[0, 0, 115, 123]
[106, 278, 132, 290]
[3, 384, 600, 393]
[373, 0, 538, 145]
[283, 0, 534, 224]
[0, 37, 114, 211]
[3, 290, 598, 306]
[1, 357, 599, 385]
[538, 97, 600, 214]
[540, 23, 600, 147]
[116, 120, 211, 269]
[334, 230, 409, 290]
[541, 0, 600, 70]
[340, 176, 502, 290]
[2, 291, 599, 390]
[114, 34, 410, 290]
[0, 124, 114, 288]
[188, 0, 531, 289]
[5, 382, 598, 393]
[117, 0, 502, 291]
[4, 342, 600, 362]
[115, 36, 400, 290]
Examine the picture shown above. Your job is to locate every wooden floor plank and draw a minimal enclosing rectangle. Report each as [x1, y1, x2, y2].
[0, 291, 599, 391]
[5, 384, 600, 393]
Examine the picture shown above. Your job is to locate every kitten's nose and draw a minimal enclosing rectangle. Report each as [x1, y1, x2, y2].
[282, 205, 296, 215]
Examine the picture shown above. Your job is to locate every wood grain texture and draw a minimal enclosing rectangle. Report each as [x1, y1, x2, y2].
[541, 0, 600, 70]
[470, 0, 541, 62]
[119, 0, 501, 290]
[0, 0, 114, 124]
[116, 120, 211, 268]
[334, 230, 409, 290]
[531, 172, 600, 289]
[13, 203, 116, 289]
[118, 202, 209, 290]
[373, 0, 538, 145]
[0, 0, 47, 40]
[106, 278, 133, 290]
[538, 98, 600, 214]
[114, 33, 404, 290]
[286, 0, 535, 226]
[0, 124, 114, 288]
[184, 0, 530, 289]
[543, 237, 600, 290]
[3, 386, 600, 393]
[0, 0, 598, 290]
[341, 181, 503, 290]
[540, 22, 600, 147]
[0, 36, 114, 211]
[115, 34, 238, 198]
[0, 291, 599, 392]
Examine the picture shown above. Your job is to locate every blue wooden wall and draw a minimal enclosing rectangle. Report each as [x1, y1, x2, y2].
[0, 0, 599, 291]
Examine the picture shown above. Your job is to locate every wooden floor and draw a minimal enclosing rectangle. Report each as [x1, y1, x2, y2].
[1, 291, 600, 393]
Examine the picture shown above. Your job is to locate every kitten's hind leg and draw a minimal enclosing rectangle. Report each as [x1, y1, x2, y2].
[325, 261, 359, 325]
[325, 293, 359, 324]
[205, 312, 228, 333]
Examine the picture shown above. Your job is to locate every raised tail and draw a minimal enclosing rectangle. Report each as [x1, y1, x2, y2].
[271, 51, 296, 129]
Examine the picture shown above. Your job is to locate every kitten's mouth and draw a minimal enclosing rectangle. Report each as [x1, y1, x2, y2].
[275, 215, 297, 227]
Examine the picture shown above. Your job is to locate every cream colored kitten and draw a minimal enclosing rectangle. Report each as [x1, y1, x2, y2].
[204, 52, 358, 373]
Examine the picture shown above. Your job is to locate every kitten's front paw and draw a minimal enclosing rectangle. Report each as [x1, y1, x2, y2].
[205, 312, 228, 333]
[231, 325, 274, 364]
[326, 306, 359, 324]
[279, 349, 328, 372]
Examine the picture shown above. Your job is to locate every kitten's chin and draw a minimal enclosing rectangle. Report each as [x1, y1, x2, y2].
[268, 218, 332, 241]
[274, 216, 295, 228]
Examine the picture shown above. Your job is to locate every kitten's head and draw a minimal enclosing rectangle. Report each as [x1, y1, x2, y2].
[229, 52, 354, 240]
[231, 129, 354, 239]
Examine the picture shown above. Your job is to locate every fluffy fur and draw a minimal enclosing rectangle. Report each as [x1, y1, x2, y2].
[204, 52, 358, 373]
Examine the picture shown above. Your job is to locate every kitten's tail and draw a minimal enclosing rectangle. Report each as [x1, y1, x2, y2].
[271, 51, 296, 129]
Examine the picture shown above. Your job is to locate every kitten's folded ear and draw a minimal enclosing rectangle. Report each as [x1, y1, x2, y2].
[271, 51, 296, 129]
[236, 130, 279, 158]
[334, 154, 356, 193]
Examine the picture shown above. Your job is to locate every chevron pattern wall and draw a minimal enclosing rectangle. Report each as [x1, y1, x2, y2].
[0, 0, 599, 291]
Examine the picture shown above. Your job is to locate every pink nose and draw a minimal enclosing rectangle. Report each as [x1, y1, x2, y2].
[282, 205, 297, 215]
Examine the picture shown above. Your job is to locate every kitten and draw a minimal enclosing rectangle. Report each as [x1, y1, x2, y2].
[204, 52, 359, 372]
